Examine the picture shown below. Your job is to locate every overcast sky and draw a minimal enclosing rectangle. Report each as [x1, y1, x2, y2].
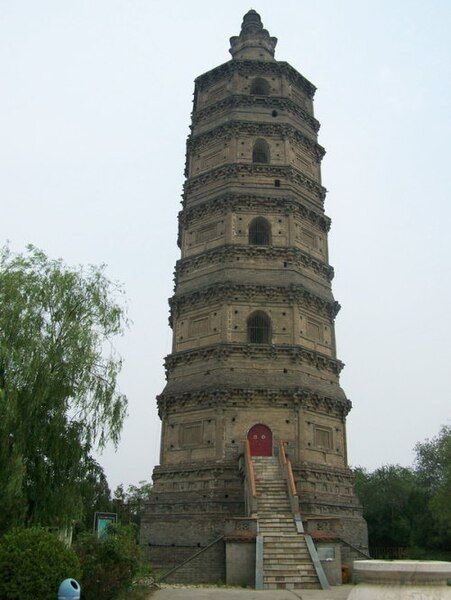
[2, 0, 450, 490]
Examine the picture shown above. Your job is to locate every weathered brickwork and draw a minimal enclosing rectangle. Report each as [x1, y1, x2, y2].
[140, 10, 368, 582]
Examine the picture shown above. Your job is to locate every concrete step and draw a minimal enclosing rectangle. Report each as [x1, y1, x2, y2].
[256, 484, 286, 488]
[263, 568, 317, 576]
[260, 523, 294, 528]
[257, 496, 288, 499]
[259, 519, 296, 533]
[264, 544, 308, 550]
[260, 515, 292, 520]
[264, 547, 309, 554]
[264, 540, 308, 546]
[263, 531, 304, 537]
[264, 541, 306, 546]
[258, 508, 294, 521]
[264, 578, 319, 586]
[260, 517, 294, 522]
[261, 528, 296, 533]
[258, 495, 289, 498]
[264, 551, 310, 558]
[258, 510, 291, 515]
[254, 468, 280, 472]
[264, 557, 311, 563]
[264, 575, 316, 583]
[264, 583, 320, 590]
[264, 541, 308, 547]
[259, 511, 291, 516]
[263, 534, 304, 540]
[259, 516, 294, 522]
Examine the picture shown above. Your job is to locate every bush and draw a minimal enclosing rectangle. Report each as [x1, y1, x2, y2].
[75, 523, 141, 600]
[0, 527, 81, 600]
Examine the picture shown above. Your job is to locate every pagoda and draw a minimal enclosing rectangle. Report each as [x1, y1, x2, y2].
[141, 10, 368, 589]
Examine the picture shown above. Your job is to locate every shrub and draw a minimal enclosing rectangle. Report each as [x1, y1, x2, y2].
[0, 527, 81, 600]
[75, 523, 141, 600]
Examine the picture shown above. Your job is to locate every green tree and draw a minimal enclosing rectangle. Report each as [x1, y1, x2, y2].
[354, 465, 429, 549]
[415, 426, 451, 548]
[75, 523, 141, 600]
[0, 527, 81, 600]
[77, 457, 113, 532]
[0, 245, 128, 533]
[354, 425, 451, 558]
[113, 480, 153, 528]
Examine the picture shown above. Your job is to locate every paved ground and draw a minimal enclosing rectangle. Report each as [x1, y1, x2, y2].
[152, 584, 353, 600]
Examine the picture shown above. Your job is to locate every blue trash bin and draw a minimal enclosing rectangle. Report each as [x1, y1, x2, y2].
[58, 578, 80, 600]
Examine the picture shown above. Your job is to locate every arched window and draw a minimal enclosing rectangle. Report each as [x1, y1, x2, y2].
[249, 217, 271, 246]
[247, 311, 272, 344]
[250, 77, 270, 96]
[252, 139, 270, 164]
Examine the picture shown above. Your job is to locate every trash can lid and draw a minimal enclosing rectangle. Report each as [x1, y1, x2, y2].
[58, 578, 80, 599]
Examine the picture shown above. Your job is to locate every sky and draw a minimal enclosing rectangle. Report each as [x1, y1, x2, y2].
[2, 0, 450, 491]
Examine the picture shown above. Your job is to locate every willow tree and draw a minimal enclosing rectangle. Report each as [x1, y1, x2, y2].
[0, 245, 128, 532]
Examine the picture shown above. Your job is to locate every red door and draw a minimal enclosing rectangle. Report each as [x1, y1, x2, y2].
[248, 424, 272, 456]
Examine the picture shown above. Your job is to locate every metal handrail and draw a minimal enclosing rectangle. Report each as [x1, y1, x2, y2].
[278, 440, 298, 509]
[339, 537, 371, 559]
[156, 535, 225, 583]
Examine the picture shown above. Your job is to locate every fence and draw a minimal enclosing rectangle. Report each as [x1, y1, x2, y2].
[370, 547, 408, 560]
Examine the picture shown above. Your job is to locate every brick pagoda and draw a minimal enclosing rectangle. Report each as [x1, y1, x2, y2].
[141, 10, 368, 588]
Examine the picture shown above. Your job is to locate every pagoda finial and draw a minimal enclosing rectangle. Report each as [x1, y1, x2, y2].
[229, 10, 277, 61]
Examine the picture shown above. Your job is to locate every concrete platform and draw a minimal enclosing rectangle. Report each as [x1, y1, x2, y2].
[350, 560, 451, 599]
[152, 584, 353, 599]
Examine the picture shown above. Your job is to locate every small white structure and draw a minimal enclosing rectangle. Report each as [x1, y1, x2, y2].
[349, 560, 451, 599]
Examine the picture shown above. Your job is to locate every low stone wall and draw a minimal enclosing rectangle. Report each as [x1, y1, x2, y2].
[349, 560, 451, 599]
[225, 539, 256, 587]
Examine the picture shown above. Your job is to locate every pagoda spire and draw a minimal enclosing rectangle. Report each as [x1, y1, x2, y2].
[229, 9, 277, 61]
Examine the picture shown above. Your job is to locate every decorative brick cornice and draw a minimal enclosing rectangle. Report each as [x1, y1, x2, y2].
[294, 462, 355, 483]
[179, 192, 331, 234]
[175, 244, 334, 283]
[192, 94, 320, 134]
[187, 121, 325, 163]
[195, 59, 316, 99]
[164, 342, 344, 376]
[169, 282, 340, 326]
[157, 386, 351, 419]
[152, 461, 240, 480]
[184, 163, 326, 203]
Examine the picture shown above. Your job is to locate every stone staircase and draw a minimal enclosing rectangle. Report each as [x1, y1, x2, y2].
[253, 456, 321, 590]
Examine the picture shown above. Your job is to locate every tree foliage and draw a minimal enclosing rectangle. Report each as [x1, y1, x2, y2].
[75, 523, 141, 600]
[77, 457, 114, 532]
[354, 425, 451, 557]
[0, 527, 81, 600]
[113, 480, 153, 528]
[0, 245, 128, 532]
[415, 425, 451, 545]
